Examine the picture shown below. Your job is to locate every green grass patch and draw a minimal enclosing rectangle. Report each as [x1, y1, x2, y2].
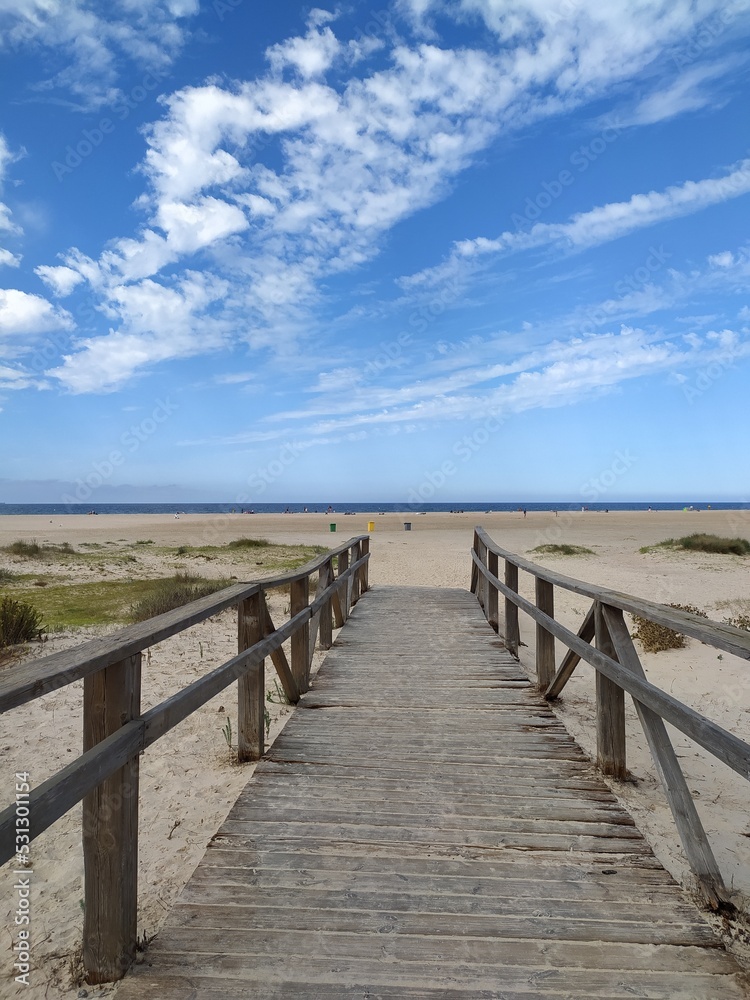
[9, 575, 234, 628]
[227, 537, 271, 549]
[530, 543, 595, 556]
[4, 539, 77, 559]
[129, 572, 234, 622]
[641, 534, 750, 556]
[0, 567, 17, 584]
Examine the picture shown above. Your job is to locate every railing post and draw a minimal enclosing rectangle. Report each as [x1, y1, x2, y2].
[351, 541, 362, 604]
[504, 559, 519, 657]
[238, 591, 264, 762]
[595, 601, 627, 779]
[338, 548, 350, 621]
[535, 578, 555, 691]
[477, 538, 487, 611]
[470, 530, 480, 594]
[319, 559, 333, 650]
[487, 548, 499, 632]
[290, 575, 311, 692]
[359, 536, 370, 593]
[82, 654, 141, 983]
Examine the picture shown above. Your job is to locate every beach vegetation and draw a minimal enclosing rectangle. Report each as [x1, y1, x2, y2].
[4, 539, 77, 559]
[531, 543, 595, 556]
[129, 572, 234, 622]
[0, 597, 45, 648]
[724, 614, 750, 632]
[631, 603, 708, 653]
[640, 534, 750, 556]
[0, 567, 17, 584]
[228, 537, 271, 548]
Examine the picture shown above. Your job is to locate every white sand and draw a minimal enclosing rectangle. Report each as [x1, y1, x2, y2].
[1, 509, 749, 996]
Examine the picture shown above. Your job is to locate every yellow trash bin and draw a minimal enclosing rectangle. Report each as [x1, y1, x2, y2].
[367, 521, 375, 532]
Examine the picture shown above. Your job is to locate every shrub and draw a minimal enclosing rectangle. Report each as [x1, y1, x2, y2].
[678, 534, 750, 555]
[5, 539, 75, 557]
[7, 539, 42, 556]
[631, 603, 708, 653]
[0, 567, 16, 584]
[227, 537, 270, 549]
[0, 597, 44, 647]
[129, 573, 233, 622]
[648, 534, 750, 556]
[724, 614, 750, 632]
[531, 543, 595, 556]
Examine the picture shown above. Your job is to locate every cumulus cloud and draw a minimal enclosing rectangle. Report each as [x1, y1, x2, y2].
[48, 271, 230, 392]
[38, 0, 750, 393]
[0, 288, 73, 337]
[0, 0, 199, 109]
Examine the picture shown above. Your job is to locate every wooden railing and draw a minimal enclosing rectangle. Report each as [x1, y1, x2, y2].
[471, 526, 750, 911]
[0, 534, 370, 983]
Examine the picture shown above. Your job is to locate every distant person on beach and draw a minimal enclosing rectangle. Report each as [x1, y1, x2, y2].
[523, 508, 527, 518]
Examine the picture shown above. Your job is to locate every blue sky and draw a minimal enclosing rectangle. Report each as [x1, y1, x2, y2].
[1, 0, 749, 504]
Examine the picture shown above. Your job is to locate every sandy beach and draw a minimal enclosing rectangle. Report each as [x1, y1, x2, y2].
[1, 508, 749, 997]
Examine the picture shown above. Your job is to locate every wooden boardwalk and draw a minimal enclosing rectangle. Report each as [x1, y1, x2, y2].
[117, 586, 747, 999]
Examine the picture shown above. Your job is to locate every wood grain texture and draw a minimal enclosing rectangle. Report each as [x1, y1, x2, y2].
[116, 586, 743, 999]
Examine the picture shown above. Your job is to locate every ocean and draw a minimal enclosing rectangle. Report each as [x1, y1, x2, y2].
[0, 501, 747, 516]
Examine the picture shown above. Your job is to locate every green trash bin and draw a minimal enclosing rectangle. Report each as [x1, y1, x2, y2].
[329, 523, 336, 532]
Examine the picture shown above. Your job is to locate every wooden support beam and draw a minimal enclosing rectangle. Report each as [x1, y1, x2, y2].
[319, 560, 333, 650]
[470, 531, 479, 595]
[82, 654, 141, 984]
[259, 599, 299, 704]
[545, 601, 596, 700]
[238, 592, 265, 762]
[535, 578, 555, 691]
[603, 605, 729, 909]
[595, 601, 627, 780]
[350, 541, 362, 605]
[487, 549, 499, 632]
[504, 560, 519, 657]
[290, 577, 311, 693]
[359, 537, 370, 593]
[337, 550, 350, 622]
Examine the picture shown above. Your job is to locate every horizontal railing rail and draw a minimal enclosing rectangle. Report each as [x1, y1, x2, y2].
[470, 526, 750, 911]
[0, 534, 370, 984]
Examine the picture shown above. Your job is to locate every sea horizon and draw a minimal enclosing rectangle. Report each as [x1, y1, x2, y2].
[1, 501, 748, 516]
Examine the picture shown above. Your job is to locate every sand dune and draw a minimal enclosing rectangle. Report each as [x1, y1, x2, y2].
[1, 509, 749, 996]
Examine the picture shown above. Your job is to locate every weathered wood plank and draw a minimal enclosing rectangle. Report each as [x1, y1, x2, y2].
[595, 600, 626, 779]
[114, 586, 743, 1000]
[238, 592, 265, 761]
[545, 600, 596, 699]
[603, 604, 729, 908]
[474, 526, 750, 660]
[82, 654, 141, 983]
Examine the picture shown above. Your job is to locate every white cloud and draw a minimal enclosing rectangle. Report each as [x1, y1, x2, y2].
[35, 264, 84, 295]
[257, 325, 750, 440]
[0, 288, 73, 337]
[0, 248, 20, 267]
[0, 0, 199, 109]
[404, 158, 750, 289]
[48, 271, 230, 392]
[38, 0, 750, 394]
[267, 19, 342, 79]
[628, 59, 738, 125]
